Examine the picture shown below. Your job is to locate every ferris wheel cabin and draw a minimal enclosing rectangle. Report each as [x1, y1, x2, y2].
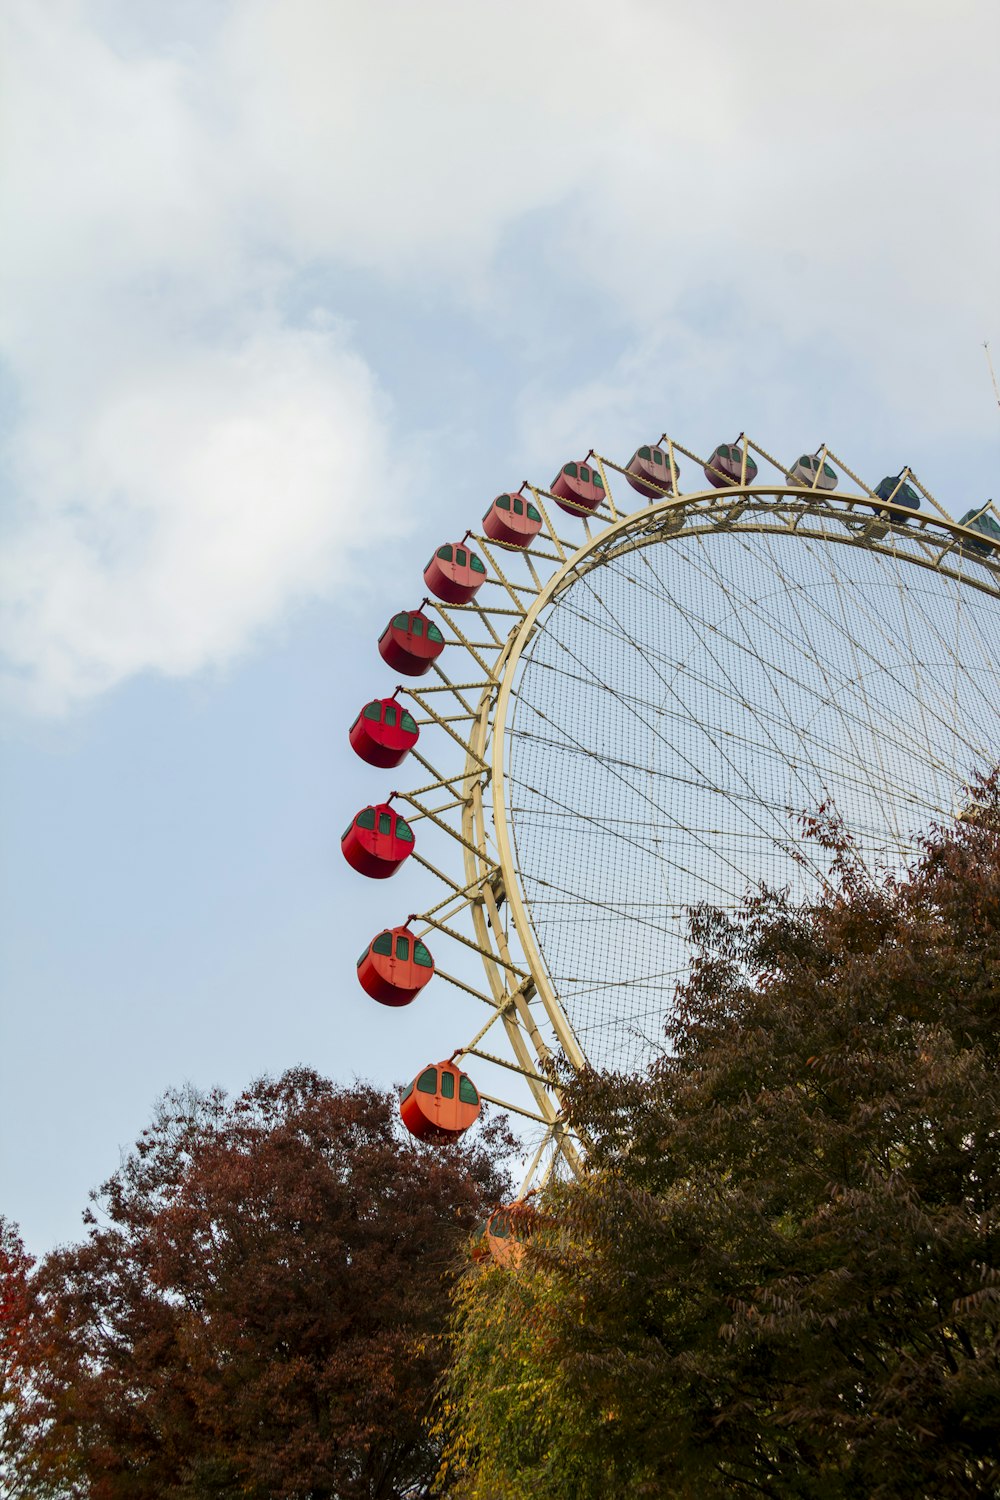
[349, 697, 419, 768]
[341, 804, 415, 879]
[378, 610, 445, 676]
[482, 492, 543, 547]
[484, 1201, 534, 1268]
[789, 453, 838, 492]
[874, 474, 921, 511]
[357, 926, 434, 1006]
[704, 442, 759, 488]
[400, 1060, 481, 1140]
[423, 543, 488, 605]
[626, 444, 680, 500]
[957, 507, 1000, 558]
[550, 460, 606, 516]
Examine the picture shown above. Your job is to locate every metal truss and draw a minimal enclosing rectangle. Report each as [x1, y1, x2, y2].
[369, 435, 1000, 1188]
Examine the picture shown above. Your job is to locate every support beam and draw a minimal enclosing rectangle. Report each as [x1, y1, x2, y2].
[478, 1092, 547, 1124]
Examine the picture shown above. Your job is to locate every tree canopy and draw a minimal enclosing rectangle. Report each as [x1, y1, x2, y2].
[6, 1068, 510, 1499]
[443, 782, 1000, 1498]
[0, 1216, 33, 1499]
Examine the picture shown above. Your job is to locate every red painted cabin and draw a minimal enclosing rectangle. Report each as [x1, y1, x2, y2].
[704, 442, 758, 489]
[483, 492, 543, 547]
[349, 697, 419, 769]
[626, 444, 680, 499]
[378, 609, 445, 676]
[341, 804, 415, 879]
[400, 1060, 481, 1141]
[423, 543, 487, 605]
[356, 926, 434, 1006]
[550, 459, 606, 516]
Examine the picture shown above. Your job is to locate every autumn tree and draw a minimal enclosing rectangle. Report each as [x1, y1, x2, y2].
[8, 1068, 509, 1499]
[443, 780, 1000, 1498]
[0, 1216, 33, 1499]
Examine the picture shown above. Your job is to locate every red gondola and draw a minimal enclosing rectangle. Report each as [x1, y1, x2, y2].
[704, 441, 758, 489]
[341, 804, 415, 879]
[378, 610, 445, 676]
[550, 459, 606, 516]
[349, 697, 419, 769]
[400, 1060, 481, 1140]
[356, 926, 434, 1006]
[482, 492, 543, 547]
[626, 444, 680, 499]
[423, 543, 487, 605]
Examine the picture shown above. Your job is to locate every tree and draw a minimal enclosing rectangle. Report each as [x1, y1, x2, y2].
[442, 779, 1000, 1498]
[0, 1217, 33, 1499]
[9, 1068, 510, 1499]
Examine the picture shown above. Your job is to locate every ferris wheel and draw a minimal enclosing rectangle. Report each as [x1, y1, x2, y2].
[342, 432, 1000, 1184]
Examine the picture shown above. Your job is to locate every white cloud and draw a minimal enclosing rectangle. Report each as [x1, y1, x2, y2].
[217, 0, 727, 275]
[0, 327, 391, 712]
[218, 0, 998, 359]
[0, 4, 394, 714]
[1, 0, 996, 711]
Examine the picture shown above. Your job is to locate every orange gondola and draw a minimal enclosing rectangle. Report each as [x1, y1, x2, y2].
[470, 1197, 538, 1268]
[485, 1200, 534, 1268]
[400, 1060, 480, 1140]
[356, 926, 434, 1006]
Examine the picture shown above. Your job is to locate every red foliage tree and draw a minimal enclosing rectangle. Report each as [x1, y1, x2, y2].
[9, 1069, 509, 1499]
[0, 1216, 33, 1498]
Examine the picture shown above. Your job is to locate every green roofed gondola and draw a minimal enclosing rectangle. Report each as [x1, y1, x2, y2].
[550, 459, 607, 516]
[874, 472, 921, 511]
[349, 696, 419, 768]
[341, 804, 415, 879]
[483, 492, 543, 547]
[957, 506, 1000, 558]
[357, 926, 434, 1006]
[378, 609, 445, 676]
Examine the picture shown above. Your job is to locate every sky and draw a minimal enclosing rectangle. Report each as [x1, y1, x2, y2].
[1, 0, 998, 1257]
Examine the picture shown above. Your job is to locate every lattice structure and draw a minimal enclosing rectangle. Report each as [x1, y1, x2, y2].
[344, 436, 1000, 1187]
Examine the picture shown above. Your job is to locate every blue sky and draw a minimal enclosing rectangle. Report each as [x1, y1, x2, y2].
[1, 0, 998, 1256]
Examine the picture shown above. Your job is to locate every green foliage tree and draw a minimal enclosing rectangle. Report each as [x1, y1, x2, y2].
[442, 781, 1000, 1498]
[7, 1068, 510, 1499]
